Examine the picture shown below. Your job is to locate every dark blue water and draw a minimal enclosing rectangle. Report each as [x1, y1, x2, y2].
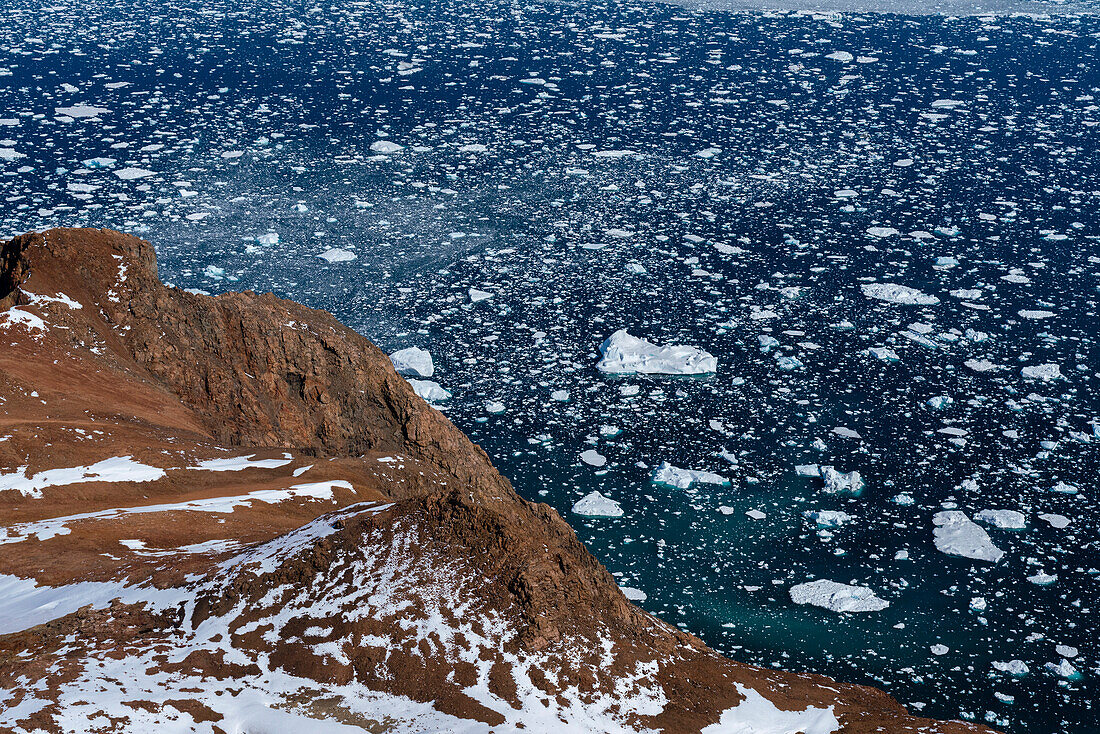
[3, 0, 1098, 730]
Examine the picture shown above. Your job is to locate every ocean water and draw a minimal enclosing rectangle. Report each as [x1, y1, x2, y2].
[2, 0, 1098, 731]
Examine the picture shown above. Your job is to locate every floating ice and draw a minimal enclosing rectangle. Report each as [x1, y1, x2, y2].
[580, 449, 607, 467]
[861, 283, 940, 306]
[974, 509, 1026, 529]
[369, 140, 404, 154]
[597, 330, 717, 375]
[820, 466, 864, 495]
[571, 491, 623, 518]
[1021, 363, 1062, 381]
[932, 511, 1004, 563]
[390, 346, 435, 378]
[469, 287, 493, 302]
[789, 579, 889, 613]
[317, 248, 356, 263]
[406, 378, 451, 403]
[651, 461, 729, 489]
[803, 510, 852, 527]
[55, 104, 110, 118]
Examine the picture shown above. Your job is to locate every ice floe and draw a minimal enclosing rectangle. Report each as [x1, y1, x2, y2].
[789, 579, 889, 613]
[597, 330, 717, 375]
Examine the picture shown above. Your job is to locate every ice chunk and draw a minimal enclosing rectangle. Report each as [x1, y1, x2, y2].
[789, 579, 889, 613]
[1039, 513, 1070, 529]
[390, 346, 435, 378]
[55, 104, 110, 118]
[580, 449, 607, 467]
[317, 248, 356, 263]
[369, 140, 404, 154]
[992, 660, 1029, 677]
[861, 283, 940, 306]
[597, 329, 717, 375]
[1021, 363, 1062, 381]
[114, 167, 154, 180]
[826, 51, 854, 62]
[405, 378, 450, 403]
[803, 510, 852, 527]
[974, 509, 1026, 529]
[651, 461, 729, 489]
[1044, 659, 1079, 679]
[571, 491, 623, 518]
[932, 511, 1004, 562]
[469, 288, 493, 302]
[820, 466, 864, 494]
[620, 586, 647, 602]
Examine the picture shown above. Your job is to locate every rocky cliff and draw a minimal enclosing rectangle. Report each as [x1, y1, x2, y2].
[0, 228, 996, 734]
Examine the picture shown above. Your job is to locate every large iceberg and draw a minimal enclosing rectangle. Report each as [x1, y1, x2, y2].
[571, 491, 624, 518]
[390, 346, 435, 378]
[820, 466, 864, 494]
[406, 379, 451, 404]
[932, 511, 1004, 562]
[651, 461, 729, 489]
[860, 283, 940, 306]
[597, 330, 717, 375]
[790, 579, 889, 613]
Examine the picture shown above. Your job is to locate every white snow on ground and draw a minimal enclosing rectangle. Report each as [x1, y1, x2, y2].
[860, 283, 940, 306]
[317, 247, 357, 263]
[789, 579, 889, 613]
[932, 511, 1004, 563]
[189, 454, 293, 472]
[0, 481, 353, 545]
[651, 462, 729, 489]
[406, 378, 451, 403]
[0, 307, 47, 331]
[0, 456, 165, 499]
[571, 491, 623, 517]
[0, 573, 189, 635]
[597, 330, 717, 375]
[701, 683, 840, 734]
[390, 346, 435, 378]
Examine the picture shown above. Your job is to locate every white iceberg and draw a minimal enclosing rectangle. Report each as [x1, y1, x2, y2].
[1021, 363, 1062, 381]
[861, 283, 940, 306]
[390, 346, 434, 378]
[789, 579, 889, 613]
[406, 378, 451, 403]
[571, 491, 623, 518]
[597, 330, 716, 375]
[317, 248, 356, 263]
[369, 140, 404, 154]
[932, 511, 1004, 562]
[651, 462, 728, 489]
[820, 466, 864, 494]
[974, 509, 1026, 529]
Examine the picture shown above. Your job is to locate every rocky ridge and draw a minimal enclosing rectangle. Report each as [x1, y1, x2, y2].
[0, 228, 997, 733]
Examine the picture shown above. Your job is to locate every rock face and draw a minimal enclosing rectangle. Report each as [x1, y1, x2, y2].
[0, 229, 997, 734]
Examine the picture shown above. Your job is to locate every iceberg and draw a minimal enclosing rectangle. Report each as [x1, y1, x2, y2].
[317, 248, 356, 263]
[597, 330, 717, 375]
[406, 378, 451, 403]
[820, 466, 864, 495]
[571, 491, 623, 518]
[932, 511, 1004, 562]
[1021, 363, 1062, 381]
[861, 283, 940, 306]
[789, 579, 889, 613]
[390, 346, 435, 378]
[651, 461, 729, 490]
[974, 509, 1026, 529]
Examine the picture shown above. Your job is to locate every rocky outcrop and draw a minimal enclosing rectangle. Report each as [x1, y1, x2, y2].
[0, 229, 998, 734]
